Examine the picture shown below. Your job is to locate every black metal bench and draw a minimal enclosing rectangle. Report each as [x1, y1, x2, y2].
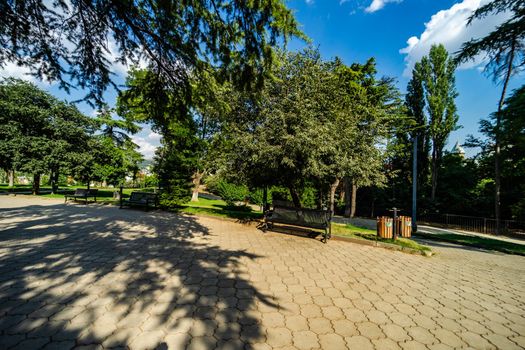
[120, 191, 159, 210]
[64, 189, 98, 203]
[264, 203, 332, 243]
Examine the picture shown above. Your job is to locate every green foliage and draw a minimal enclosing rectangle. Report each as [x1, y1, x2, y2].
[422, 44, 459, 200]
[203, 174, 222, 195]
[220, 48, 394, 210]
[144, 174, 159, 188]
[0, 78, 95, 193]
[216, 181, 248, 207]
[0, 78, 144, 193]
[118, 69, 200, 206]
[456, 0, 524, 84]
[405, 61, 431, 191]
[0, 0, 303, 104]
[248, 188, 265, 207]
[478, 85, 525, 220]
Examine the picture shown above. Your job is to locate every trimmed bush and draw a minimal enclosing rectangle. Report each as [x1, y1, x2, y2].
[217, 181, 248, 207]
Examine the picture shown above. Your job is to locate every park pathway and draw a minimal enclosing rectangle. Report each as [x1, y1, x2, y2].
[0, 196, 524, 349]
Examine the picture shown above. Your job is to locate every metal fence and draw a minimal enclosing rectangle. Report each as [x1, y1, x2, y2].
[418, 213, 525, 236]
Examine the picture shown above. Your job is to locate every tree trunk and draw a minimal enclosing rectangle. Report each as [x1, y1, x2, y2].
[50, 169, 58, 194]
[32, 173, 41, 195]
[317, 187, 323, 209]
[191, 171, 204, 202]
[329, 178, 340, 214]
[263, 186, 268, 211]
[494, 38, 516, 234]
[350, 183, 357, 218]
[344, 178, 351, 217]
[8, 169, 14, 187]
[431, 145, 438, 202]
[344, 178, 357, 218]
[288, 185, 301, 208]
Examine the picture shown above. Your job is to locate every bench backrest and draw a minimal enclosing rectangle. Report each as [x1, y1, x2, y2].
[74, 189, 88, 196]
[272, 205, 331, 227]
[129, 191, 158, 203]
[73, 188, 98, 196]
[272, 199, 295, 208]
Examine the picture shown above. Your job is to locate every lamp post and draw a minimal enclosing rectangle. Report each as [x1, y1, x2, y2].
[412, 135, 418, 233]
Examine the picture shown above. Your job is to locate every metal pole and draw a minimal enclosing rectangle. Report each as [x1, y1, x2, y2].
[393, 207, 398, 239]
[412, 135, 418, 233]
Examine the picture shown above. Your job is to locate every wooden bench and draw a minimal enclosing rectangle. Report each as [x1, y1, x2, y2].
[120, 191, 159, 210]
[264, 203, 332, 243]
[64, 189, 98, 203]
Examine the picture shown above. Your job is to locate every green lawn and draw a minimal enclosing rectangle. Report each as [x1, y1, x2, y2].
[0, 184, 52, 192]
[177, 198, 263, 220]
[332, 223, 431, 253]
[415, 232, 525, 256]
[3, 186, 155, 204]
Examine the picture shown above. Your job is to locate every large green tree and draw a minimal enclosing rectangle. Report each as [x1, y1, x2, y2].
[0, 78, 94, 194]
[405, 61, 431, 197]
[334, 58, 401, 217]
[456, 0, 525, 231]
[0, 0, 303, 104]
[466, 85, 525, 221]
[420, 44, 459, 202]
[117, 68, 200, 205]
[221, 49, 392, 213]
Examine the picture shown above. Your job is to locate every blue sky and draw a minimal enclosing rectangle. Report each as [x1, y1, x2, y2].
[1, 0, 523, 159]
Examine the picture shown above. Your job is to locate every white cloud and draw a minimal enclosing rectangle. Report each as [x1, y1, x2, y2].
[0, 61, 57, 87]
[0, 62, 36, 82]
[132, 135, 159, 160]
[305, 0, 314, 4]
[365, 0, 401, 13]
[147, 131, 161, 141]
[400, 0, 511, 77]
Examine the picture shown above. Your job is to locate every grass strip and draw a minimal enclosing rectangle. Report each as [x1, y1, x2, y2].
[415, 232, 525, 256]
[332, 223, 431, 253]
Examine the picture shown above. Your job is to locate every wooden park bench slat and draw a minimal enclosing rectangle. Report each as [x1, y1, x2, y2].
[64, 189, 98, 203]
[263, 203, 332, 243]
[120, 191, 159, 210]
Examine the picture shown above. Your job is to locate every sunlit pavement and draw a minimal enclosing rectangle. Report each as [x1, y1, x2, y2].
[1, 196, 524, 349]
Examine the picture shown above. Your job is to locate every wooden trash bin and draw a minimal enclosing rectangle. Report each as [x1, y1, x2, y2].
[377, 216, 393, 239]
[395, 216, 412, 238]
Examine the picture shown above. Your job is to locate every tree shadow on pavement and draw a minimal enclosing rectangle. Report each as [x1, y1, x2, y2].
[0, 202, 276, 349]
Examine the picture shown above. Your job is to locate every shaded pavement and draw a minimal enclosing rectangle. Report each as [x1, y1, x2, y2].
[0, 196, 524, 349]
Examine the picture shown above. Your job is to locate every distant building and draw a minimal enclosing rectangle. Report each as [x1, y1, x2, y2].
[451, 141, 465, 158]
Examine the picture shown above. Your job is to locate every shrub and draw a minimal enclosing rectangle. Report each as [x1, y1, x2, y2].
[248, 188, 265, 206]
[270, 186, 290, 202]
[217, 181, 248, 207]
[204, 174, 222, 194]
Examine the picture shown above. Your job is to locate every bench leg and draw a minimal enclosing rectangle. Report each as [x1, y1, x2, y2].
[322, 228, 328, 244]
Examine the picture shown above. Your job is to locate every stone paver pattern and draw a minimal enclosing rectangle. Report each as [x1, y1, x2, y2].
[0, 196, 524, 350]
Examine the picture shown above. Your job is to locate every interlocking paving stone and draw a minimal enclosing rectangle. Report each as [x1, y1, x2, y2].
[266, 327, 293, 347]
[292, 330, 319, 350]
[0, 196, 524, 349]
[345, 335, 374, 349]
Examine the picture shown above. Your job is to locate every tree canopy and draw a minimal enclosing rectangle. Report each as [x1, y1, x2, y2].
[0, 0, 303, 105]
[0, 78, 142, 193]
[215, 49, 397, 211]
